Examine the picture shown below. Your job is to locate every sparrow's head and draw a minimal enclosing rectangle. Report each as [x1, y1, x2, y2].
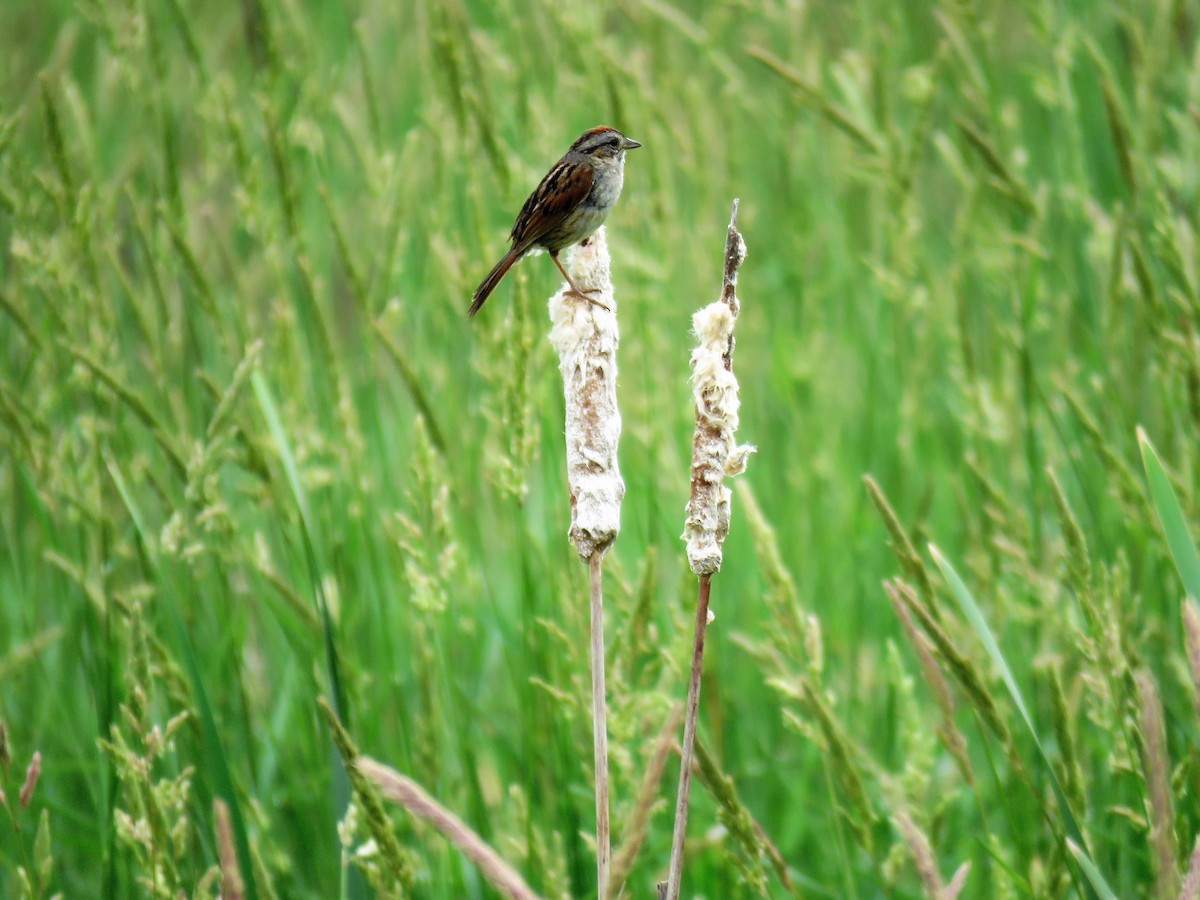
[571, 125, 642, 161]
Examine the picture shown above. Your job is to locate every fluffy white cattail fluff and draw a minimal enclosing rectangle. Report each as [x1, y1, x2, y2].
[548, 226, 624, 560]
[682, 207, 754, 575]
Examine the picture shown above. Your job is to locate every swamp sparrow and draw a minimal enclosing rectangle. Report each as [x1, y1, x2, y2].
[468, 125, 641, 317]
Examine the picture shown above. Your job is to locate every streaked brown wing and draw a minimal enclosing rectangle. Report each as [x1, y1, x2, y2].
[509, 157, 593, 249]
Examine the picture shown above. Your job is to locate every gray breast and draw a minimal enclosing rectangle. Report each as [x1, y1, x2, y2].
[540, 157, 625, 252]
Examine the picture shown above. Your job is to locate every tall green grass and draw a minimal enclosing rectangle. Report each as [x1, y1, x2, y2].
[1, 0, 1199, 896]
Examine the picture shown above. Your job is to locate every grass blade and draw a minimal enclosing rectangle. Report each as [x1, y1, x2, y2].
[251, 370, 353, 877]
[929, 545, 1109, 900]
[251, 370, 349, 718]
[1138, 427, 1200, 602]
[1067, 840, 1120, 900]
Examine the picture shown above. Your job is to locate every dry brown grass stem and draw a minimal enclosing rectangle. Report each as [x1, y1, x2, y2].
[1180, 834, 1200, 900]
[889, 579, 1010, 744]
[897, 811, 970, 900]
[1183, 598, 1200, 720]
[360, 757, 544, 900]
[897, 812, 945, 898]
[885, 580, 974, 785]
[1136, 668, 1179, 898]
[213, 798, 245, 900]
[18, 750, 40, 809]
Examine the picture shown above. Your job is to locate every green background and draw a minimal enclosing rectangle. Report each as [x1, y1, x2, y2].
[1, 0, 1198, 897]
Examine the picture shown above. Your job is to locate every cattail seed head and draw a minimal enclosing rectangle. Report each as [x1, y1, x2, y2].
[682, 202, 753, 576]
[548, 228, 624, 560]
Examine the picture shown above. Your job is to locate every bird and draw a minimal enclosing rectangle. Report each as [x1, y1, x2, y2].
[469, 125, 641, 317]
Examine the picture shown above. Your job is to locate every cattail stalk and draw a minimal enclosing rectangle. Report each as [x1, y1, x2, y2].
[589, 549, 611, 897]
[665, 574, 712, 900]
[666, 200, 752, 900]
[548, 226, 624, 897]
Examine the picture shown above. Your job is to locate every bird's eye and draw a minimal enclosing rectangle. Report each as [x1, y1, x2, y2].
[609, 137, 621, 147]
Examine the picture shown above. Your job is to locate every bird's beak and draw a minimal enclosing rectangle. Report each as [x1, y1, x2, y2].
[622, 136, 642, 150]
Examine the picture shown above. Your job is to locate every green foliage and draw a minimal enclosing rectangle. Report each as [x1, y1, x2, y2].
[2, 0, 1200, 897]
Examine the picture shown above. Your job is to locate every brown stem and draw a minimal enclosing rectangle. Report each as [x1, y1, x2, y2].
[213, 798, 245, 900]
[665, 573, 712, 899]
[590, 550, 611, 898]
[359, 757, 543, 900]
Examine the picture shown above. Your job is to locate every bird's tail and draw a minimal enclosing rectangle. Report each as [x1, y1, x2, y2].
[468, 246, 523, 317]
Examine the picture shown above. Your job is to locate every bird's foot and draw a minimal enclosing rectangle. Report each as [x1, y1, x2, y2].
[565, 288, 610, 311]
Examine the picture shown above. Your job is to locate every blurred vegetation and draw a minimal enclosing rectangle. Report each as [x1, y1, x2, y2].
[2, 0, 1199, 896]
